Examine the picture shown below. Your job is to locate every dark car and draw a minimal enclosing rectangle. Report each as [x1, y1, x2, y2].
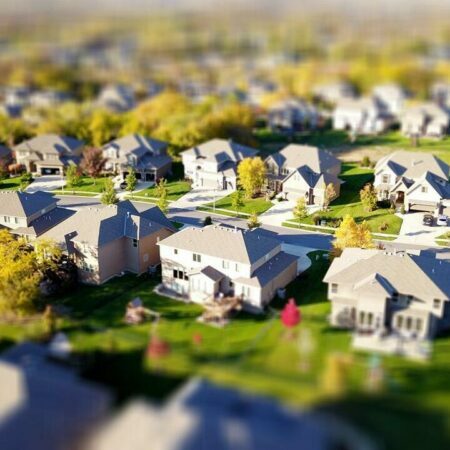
[119, 181, 127, 190]
[423, 214, 434, 226]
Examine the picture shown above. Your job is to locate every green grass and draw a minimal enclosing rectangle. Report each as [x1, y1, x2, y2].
[66, 176, 111, 193]
[2, 255, 450, 448]
[0, 176, 26, 191]
[202, 194, 273, 215]
[135, 180, 191, 200]
[291, 163, 403, 235]
[52, 190, 99, 197]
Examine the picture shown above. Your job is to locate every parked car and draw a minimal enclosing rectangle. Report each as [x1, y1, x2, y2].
[423, 214, 434, 226]
[437, 215, 448, 226]
[119, 181, 127, 190]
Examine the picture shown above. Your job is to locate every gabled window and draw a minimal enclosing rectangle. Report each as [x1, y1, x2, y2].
[382, 174, 389, 183]
[193, 253, 201, 263]
[331, 283, 338, 294]
[434, 299, 441, 309]
[222, 260, 229, 269]
[421, 186, 428, 193]
[174, 249, 178, 255]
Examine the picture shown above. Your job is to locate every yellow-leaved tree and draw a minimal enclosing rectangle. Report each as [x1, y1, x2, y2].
[238, 157, 267, 199]
[332, 215, 374, 257]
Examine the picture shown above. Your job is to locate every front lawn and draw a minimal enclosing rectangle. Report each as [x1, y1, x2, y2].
[135, 180, 191, 200]
[65, 176, 111, 193]
[289, 162, 403, 235]
[0, 176, 26, 191]
[1, 254, 450, 449]
[202, 193, 273, 216]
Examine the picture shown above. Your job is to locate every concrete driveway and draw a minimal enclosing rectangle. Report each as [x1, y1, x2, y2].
[396, 212, 450, 245]
[170, 187, 234, 210]
[259, 200, 295, 226]
[25, 175, 65, 193]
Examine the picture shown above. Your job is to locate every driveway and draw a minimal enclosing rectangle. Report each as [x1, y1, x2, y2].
[25, 175, 65, 193]
[396, 212, 450, 246]
[170, 187, 234, 210]
[259, 200, 295, 226]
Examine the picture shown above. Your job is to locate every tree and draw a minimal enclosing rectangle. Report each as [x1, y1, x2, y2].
[361, 156, 371, 168]
[247, 211, 261, 229]
[360, 183, 378, 212]
[321, 353, 352, 397]
[101, 178, 118, 205]
[231, 189, 245, 216]
[324, 183, 337, 209]
[81, 147, 107, 184]
[203, 216, 213, 227]
[34, 238, 62, 273]
[293, 197, 308, 225]
[88, 109, 121, 147]
[43, 304, 57, 337]
[125, 168, 137, 196]
[281, 298, 302, 328]
[238, 157, 267, 198]
[155, 178, 168, 198]
[157, 189, 169, 214]
[333, 215, 374, 256]
[65, 164, 81, 189]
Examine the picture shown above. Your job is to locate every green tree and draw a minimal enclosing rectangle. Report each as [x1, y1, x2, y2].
[88, 109, 122, 147]
[231, 189, 245, 216]
[293, 197, 308, 225]
[101, 178, 118, 205]
[65, 164, 81, 189]
[247, 211, 261, 229]
[360, 183, 378, 212]
[125, 168, 137, 197]
[238, 157, 267, 198]
[155, 178, 168, 198]
[157, 189, 169, 214]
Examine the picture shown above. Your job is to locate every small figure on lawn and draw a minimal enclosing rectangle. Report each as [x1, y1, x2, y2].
[280, 298, 301, 339]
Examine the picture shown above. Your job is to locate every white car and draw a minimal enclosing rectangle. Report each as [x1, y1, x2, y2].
[437, 215, 448, 226]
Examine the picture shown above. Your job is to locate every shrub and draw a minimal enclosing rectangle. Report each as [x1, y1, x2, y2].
[203, 216, 212, 226]
[378, 222, 389, 232]
[361, 156, 371, 167]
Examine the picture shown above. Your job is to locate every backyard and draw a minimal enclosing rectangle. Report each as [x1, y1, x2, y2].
[285, 162, 403, 235]
[1, 253, 449, 449]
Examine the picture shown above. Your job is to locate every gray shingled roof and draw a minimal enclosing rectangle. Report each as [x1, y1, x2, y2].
[324, 249, 450, 301]
[0, 191, 57, 217]
[267, 144, 341, 175]
[376, 150, 449, 181]
[14, 134, 84, 155]
[182, 139, 259, 164]
[103, 134, 167, 158]
[0, 145, 11, 159]
[158, 225, 281, 265]
[42, 201, 175, 247]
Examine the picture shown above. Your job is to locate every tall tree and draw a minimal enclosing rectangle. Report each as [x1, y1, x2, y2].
[157, 189, 169, 214]
[155, 178, 168, 198]
[360, 183, 378, 212]
[125, 168, 137, 197]
[81, 147, 107, 184]
[333, 215, 374, 256]
[231, 189, 245, 216]
[293, 197, 308, 225]
[88, 110, 121, 147]
[101, 178, 118, 205]
[324, 183, 337, 209]
[238, 157, 267, 199]
[65, 164, 81, 189]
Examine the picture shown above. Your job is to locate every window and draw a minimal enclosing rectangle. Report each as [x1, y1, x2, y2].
[173, 269, 187, 280]
[367, 313, 373, 326]
[222, 260, 229, 269]
[4, 216, 10, 223]
[421, 186, 428, 193]
[416, 318, 422, 332]
[132, 239, 138, 247]
[406, 317, 412, 330]
[396, 315, 403, 328]
[174, 249, 178, 255]
[14, 217, 19, 224]
[359, 311, 365, 324]
[331, 283, 338, 294]
[382, 174, 389, 183]
[235, 263, 239, 272]
[193, 253, 201, 262]
[434, 299, 441, 309]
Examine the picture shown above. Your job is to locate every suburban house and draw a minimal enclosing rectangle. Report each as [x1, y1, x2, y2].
[181, 138, 259, 190]
[374, 150, 450, 213]
[96, 84, 136, 112]
[0, 144, 12, 166]
[323, 248, 450, 341]
[28, 89, 72, 109]
[41, 201, 176, 284]
[400, 102, 449, 138]
[312, 81, 356, 105]
[158, 225, 298, 311]
[333, 97, 391, 135]
[245, 79, 278, 107]
[430, 82, 450, 110]
[372, 83, 408, 117]
[264, 144, 342, 205]
[102, 134, 172, 182]
[14, 134, 85, 175]
[0, 191, 73, 239]
[267, 98, 320, 133]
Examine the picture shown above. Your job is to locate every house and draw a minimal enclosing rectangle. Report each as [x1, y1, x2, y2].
[374, 150, 450, 213]
[29, 90, 72, 109]
[323, 248, 450, 341]
[400, 102, 449, 138]
[0, 144, 12, 166]
[264, 144, 342, 205]
[181, 139, 259, 190]
[157, 225, 298, 311]
[333, 97, 391, 135]
[41, 201, 176, 284]
[86, 378, 346, 450]
[0, 191, 73, 239]
[430, 82, 450, 110]
[372, 83, 408, 117]
[245, 79, 278, 107]
[267, 98, 320, 133]
[96, 84, 136, 113]
[102, 134, 172, 182]
[14, 134, 84, 175]
[312, 81, 356, 105]
[0, 342, 111, 450]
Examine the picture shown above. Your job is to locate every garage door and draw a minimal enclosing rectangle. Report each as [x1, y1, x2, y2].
[145, 173, 155, 181]
[41, 167, 61, 175]
[408, 203, 437, 213]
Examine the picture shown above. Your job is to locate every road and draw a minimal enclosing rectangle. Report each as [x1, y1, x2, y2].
[54, 195, 440, 254]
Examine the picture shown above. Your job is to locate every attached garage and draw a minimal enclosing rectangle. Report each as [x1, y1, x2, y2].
[408, 202, 437, 213]
[40, 167, 61, 175]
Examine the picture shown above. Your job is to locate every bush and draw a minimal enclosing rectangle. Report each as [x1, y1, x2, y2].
[361, 156, 371, 167]
[377, 200, 391, 209]
[378, 222, 389, 232]
[20, 172, 33, 184]
[400, 205, 406, 215]
[203, 216, 212, 227]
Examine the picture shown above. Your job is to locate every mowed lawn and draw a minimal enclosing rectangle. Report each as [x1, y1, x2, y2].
[0, 176, 25, 191]
[203, 193, 273, 215]
[2, 252, 449, 449]
[290, 163, 403, 235]
[135, 180, 191, 200]
[64, 176, 111, 193]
